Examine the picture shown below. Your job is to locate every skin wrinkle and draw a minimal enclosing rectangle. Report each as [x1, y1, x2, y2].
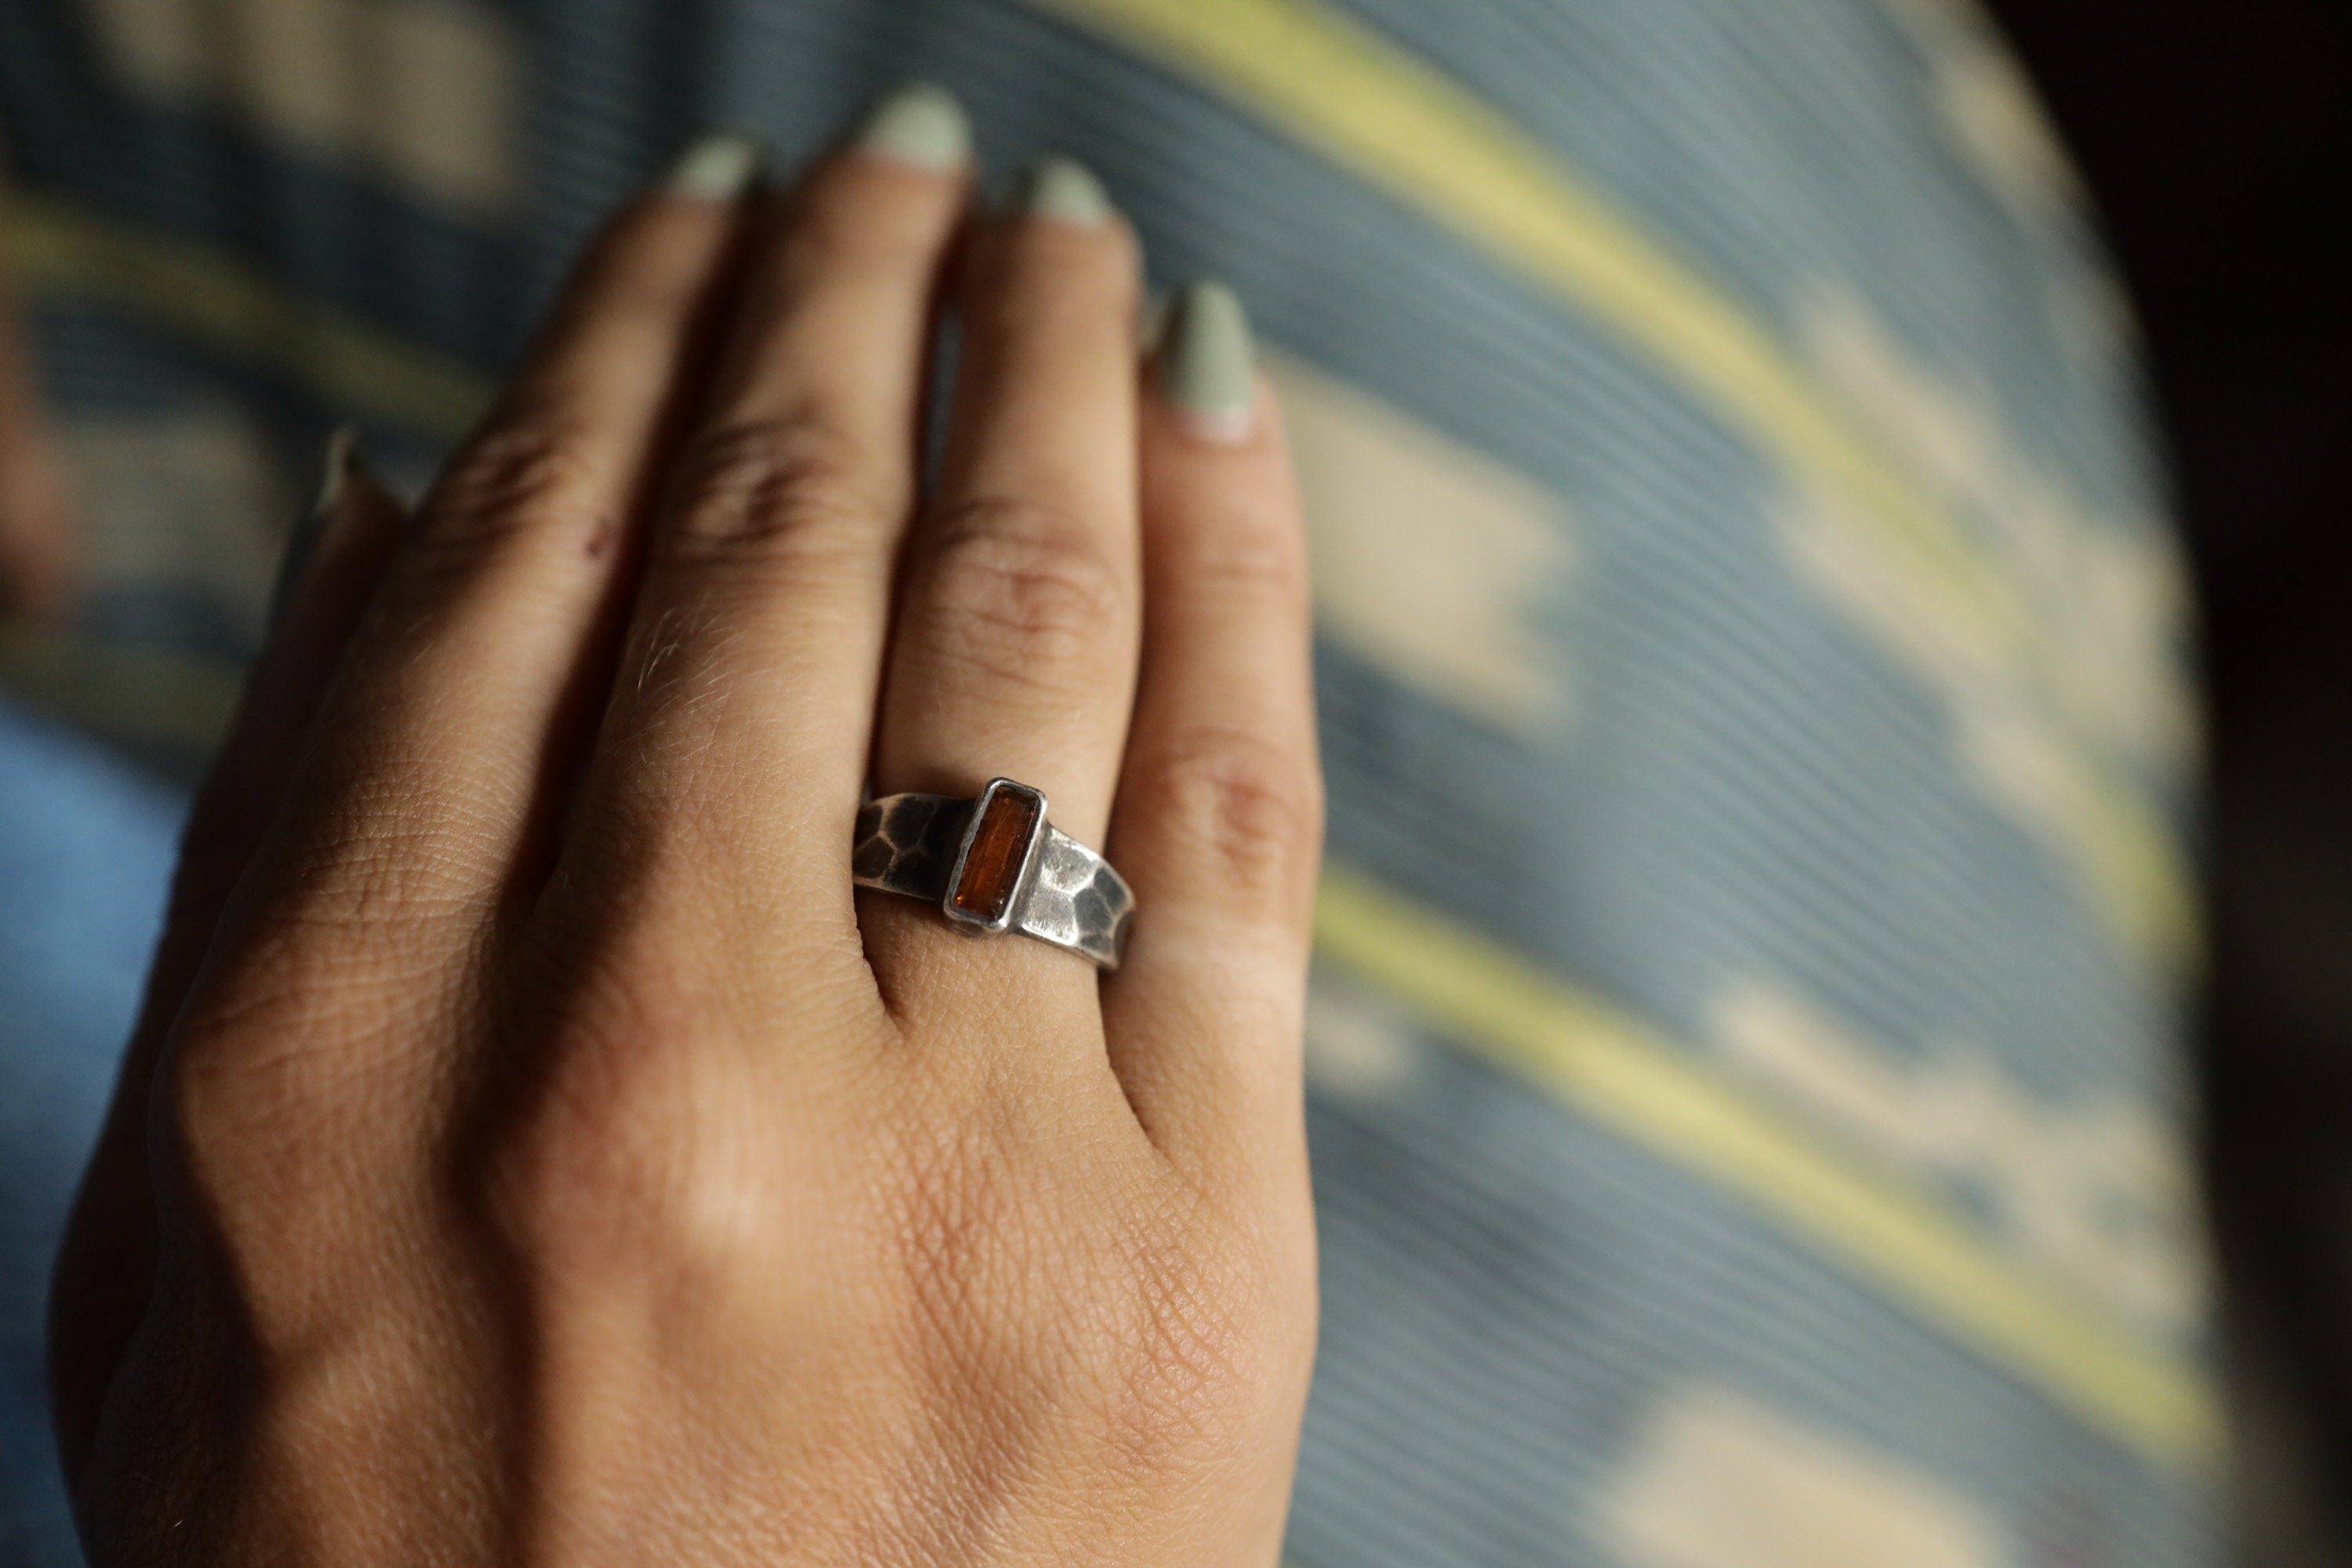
[660, 414, 896, 561]
[1120, 724, 1321, 905]
[913, 499, 1136, 699]
[633, 604, 695, 695]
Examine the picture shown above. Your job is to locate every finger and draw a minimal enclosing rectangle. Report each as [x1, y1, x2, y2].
[1100, 285, 1322, 1177]
[205, 139, 760, 992]
[556, 87, 973, 973]
[862, 159, 1144, 1012]
[49, 429, 408, 1476]
[151, 141, 763, 1254]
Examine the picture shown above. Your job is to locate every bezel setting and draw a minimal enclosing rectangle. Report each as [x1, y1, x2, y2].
[940, 778, 1050, 935]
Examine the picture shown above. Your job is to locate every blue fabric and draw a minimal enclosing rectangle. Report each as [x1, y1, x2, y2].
[0, 702, 182, 1568]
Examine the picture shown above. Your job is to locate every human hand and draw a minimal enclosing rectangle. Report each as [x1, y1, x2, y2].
[49, 89, 1321, 1566]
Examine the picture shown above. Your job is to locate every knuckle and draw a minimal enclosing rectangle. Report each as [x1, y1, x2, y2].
[162, 951, 434, 1229]
[659, 416, 886, 570]
[482, 1003, 776, 1284]
[414, 422, 611, 565]
[918, 497, 1128, 687]
[1130, 727, 1322, 901]
[1175, 503, 1308, 605]
[166, 997, 322, 1178]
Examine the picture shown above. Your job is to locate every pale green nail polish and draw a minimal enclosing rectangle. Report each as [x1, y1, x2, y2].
[850, 82, 971, 170]
[1156, 281, 1257, 442]
[1009, 156, 1110, 227]
[662, 132, 763, 199]
[268, 425, 360, 625]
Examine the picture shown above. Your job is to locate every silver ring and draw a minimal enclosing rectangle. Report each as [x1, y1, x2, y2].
[852, 779, 1134, 969]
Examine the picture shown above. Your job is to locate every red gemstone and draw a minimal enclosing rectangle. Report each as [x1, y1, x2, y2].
[950, 786, 1042, 924]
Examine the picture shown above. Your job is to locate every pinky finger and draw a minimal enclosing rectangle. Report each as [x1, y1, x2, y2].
[1101, 285, 1323, 1181]
[47, 426, 408, 1475]
[230, 426, 416, 901]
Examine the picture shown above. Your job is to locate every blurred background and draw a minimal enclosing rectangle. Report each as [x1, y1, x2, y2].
[1977, 2, 2352, 1560]
[0, 0, 2344, 1562]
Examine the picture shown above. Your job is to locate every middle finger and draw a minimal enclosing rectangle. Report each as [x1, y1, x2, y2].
[557, 86, 974, 964]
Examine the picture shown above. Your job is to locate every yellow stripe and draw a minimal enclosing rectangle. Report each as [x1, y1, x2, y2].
[5, 197, 484, 742]
[0, 626, 245, 751]
[1021, 0, 2190, 970]
[5, 194, 490, 437]
[1315, 862, 2217, 1470]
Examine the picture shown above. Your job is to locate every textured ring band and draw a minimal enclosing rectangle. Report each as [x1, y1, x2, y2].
[852, 779, 1134, 969]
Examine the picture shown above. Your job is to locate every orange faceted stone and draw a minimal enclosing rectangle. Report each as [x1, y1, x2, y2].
[950, 786, 1042, 923]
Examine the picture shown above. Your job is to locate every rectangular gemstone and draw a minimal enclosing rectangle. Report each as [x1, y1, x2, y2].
[949, 784, 1043, 924]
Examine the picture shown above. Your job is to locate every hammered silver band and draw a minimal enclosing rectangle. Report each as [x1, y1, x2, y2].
[852, 781, 1134, 969]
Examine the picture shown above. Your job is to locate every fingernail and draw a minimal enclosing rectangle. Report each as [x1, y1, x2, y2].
[1006, 156, 1111, 227]
[849, 82, 971, 171]
[267, 425, 361, 626]
[661, 132, 764, 200]
[1154, 281, 1257, 442]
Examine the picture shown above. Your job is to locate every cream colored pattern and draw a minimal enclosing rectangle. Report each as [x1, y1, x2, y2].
[79, 0, 519, 216]
[1801, 290, 2191, 772]
[1304, 972, 1425, 1101]
[1870, 0, 2084, 220]
[1784, 291, 2194, 964]
[1270, 352, 1572, 740]
[1864, 0, 2136, 366]
[1713, 981, 2206, 1342]
[64, 401, 299, 638]
[1602, 1385, 2007, 1568]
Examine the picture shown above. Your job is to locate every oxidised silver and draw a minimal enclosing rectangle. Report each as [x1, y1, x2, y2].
[852, 782, 1134, 969]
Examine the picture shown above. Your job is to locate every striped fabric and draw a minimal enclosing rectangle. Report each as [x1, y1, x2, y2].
[0, 0, 2210, 1563]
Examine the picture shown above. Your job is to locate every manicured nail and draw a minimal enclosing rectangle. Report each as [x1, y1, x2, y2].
[850, 82, 971, 171]
[1007, 156, 1111, 227]
[662, 132, 763, 200]
[268, 425, 362, 625]
[1155, 281, 1257, 442]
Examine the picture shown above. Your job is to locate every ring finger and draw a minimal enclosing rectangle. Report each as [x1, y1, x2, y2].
[862, 159, 1143, 1019]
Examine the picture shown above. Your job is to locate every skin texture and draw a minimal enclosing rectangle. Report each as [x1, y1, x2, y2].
[46, 125, 1323, 1566]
